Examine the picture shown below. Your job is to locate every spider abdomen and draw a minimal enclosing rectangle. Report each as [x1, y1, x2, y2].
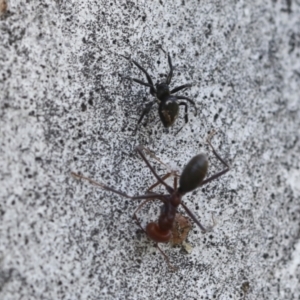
[158, 97, 179, 127]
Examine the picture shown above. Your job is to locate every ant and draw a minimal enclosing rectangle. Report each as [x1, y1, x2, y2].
[71, 133, 229, 270]
[122, 48, 197, 131]
[142, 173, 194, 252]
[142, 156, 192, 248]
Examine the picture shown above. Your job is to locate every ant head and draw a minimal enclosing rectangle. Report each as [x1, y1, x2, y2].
[178, 154, 208, 194]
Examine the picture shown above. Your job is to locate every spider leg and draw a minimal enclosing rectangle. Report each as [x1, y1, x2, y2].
[156, 45, 173, 85]
[174, 95, 198, 116]
[175, 102, 188, 135]
[124, 77, 154, 88]
[178, 102, 188, 124]
[135, 101, 156, 130]
[125, 56, 157, 96]
[171, 84, 192, 94]
[166, 52, 173, 85]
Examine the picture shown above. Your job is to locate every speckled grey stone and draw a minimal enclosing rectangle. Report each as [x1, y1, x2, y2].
[1, 1, 300, 299]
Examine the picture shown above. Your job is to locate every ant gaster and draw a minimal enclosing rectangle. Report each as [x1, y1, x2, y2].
[122, 49, 197, 131]
[71, 134, 229, 270]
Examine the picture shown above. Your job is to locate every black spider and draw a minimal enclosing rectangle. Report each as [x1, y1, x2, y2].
[123, 51, 197, 131]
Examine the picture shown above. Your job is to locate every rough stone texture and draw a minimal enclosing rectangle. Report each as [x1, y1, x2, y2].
[1, 0, 300, 299]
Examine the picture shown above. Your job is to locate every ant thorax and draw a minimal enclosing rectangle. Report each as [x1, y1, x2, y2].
[169, 191, 181, 207]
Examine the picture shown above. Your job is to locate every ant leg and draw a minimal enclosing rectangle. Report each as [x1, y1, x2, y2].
[72, 171, 177, 270]
[202, 214, 216, 232]
[175, 95, 198, 116]
[71, 172, 165, 201]
[180, 202, 208, 233]
[170, 84, 192, 94]
[132, 198, 157, 230]
[135, 146, 174, 194]
[147, 172, 180, 193]
[200, 133, 230, 186]
[155, 243, 178, 271]
[147, 173, 173, 191]
[166, 52, 173, 85]
[137, 146, 180, 190]
[132, 198, 177, 271]
[139, 146, 180, 177]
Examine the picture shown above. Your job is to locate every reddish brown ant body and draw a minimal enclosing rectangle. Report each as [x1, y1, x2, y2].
[71, 134, 229, 270]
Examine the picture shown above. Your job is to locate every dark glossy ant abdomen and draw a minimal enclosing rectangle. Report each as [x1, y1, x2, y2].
[158, 96, 179, 127]
[179, 154, 208, 194]
[146, 223, 172, 243]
